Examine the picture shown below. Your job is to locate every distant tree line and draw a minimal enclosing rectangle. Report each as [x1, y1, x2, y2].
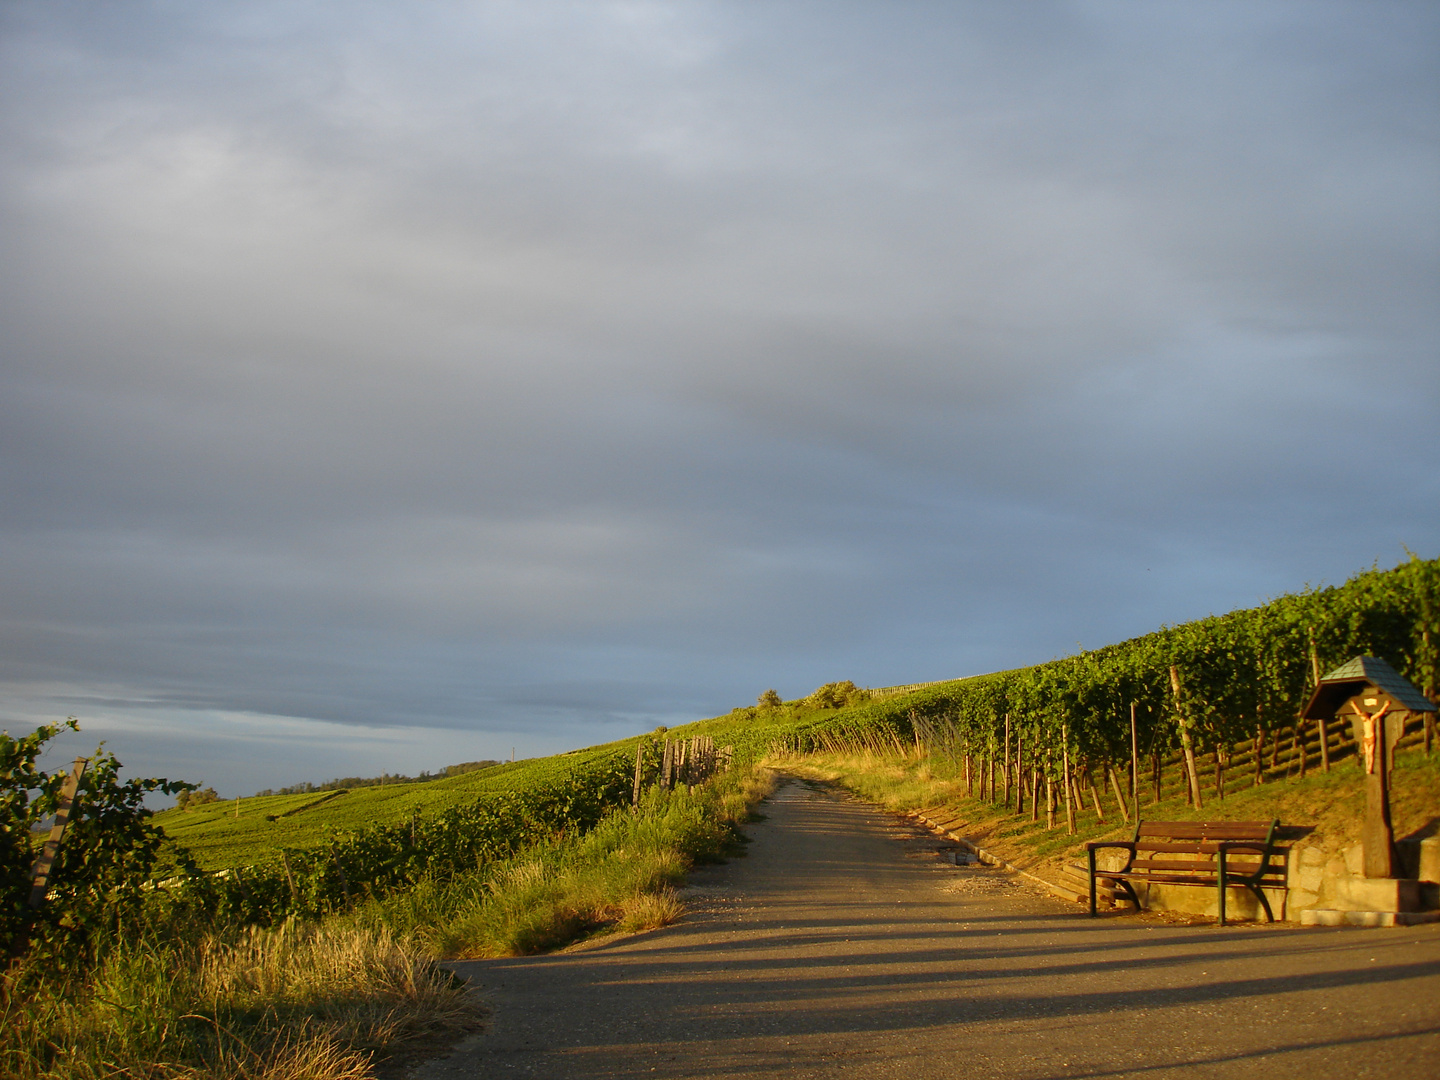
[251, 759, 500, 798]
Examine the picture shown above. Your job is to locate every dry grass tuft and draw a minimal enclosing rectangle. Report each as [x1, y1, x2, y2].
[201, 920, 475, 1052]
[615, 888, 683, 933]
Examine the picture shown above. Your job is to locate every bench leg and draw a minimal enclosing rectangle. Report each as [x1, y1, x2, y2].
[1249, 884, 1275, 923]
[1088, 849, 1097, 917]
[1118, 879, 1141, 913]
[1217, 859, 1227, 927]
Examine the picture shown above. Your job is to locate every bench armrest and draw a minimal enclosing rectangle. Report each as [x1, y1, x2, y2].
[1086, 841, 1136, 876]
[1217, 841, 1276, 884]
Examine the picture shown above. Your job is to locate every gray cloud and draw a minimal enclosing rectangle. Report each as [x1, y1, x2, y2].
[1, 1, 1437, 793]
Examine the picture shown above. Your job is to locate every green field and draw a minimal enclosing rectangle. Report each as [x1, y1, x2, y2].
[156, 741, 646, 869]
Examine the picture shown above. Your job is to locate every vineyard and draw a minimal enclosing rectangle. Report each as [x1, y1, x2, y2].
[2, 553, 1436, 1078]
[7, 554, 1436, 955]
[157, 745, 635, 871]
[755, 554, 1439, 825]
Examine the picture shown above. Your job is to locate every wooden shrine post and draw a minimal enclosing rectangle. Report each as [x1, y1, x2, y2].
[1348, 701, 1404, 878]
[1303, 655, 1437, 880]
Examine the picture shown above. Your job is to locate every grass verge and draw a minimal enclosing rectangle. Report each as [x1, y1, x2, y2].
[1, 919, 477, 1080]
[2, 764, 773, 1079]
[359, 765, 776, 958]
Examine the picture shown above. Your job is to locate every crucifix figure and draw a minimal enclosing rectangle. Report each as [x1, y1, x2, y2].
[1346, 697, 1403, 878]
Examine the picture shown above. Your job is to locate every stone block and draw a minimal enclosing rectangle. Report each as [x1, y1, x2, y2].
[1297, 863, 1324, 894]
[1395, 837, 1440, 884]
[1425, 840, 1440, 885]
[1323, 876, 1421, 913]
[1136, 881, 1284, 921]
[1343, 844, 1365, 877]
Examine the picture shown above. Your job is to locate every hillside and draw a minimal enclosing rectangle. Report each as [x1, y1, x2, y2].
[156, 742, 632, 869]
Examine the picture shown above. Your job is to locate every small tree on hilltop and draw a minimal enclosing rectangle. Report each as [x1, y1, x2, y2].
[808, 681, 862, 709]
[179, 786, 217, 810]
[757, 689, 783, 709]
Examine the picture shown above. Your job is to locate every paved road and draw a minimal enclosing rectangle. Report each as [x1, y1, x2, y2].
[415, 778, 1440, 1079]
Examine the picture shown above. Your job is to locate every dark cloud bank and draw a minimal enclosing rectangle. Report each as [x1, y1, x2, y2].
[1, 2, 1436, 794]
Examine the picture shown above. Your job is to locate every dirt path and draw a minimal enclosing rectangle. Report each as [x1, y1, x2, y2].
[414, 778, 1440, 1079]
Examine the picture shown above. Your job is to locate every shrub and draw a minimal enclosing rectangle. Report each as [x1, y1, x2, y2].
[808, 681, 864, 709]
[1, 719, 193, 968]
[176, 786, 218, 811]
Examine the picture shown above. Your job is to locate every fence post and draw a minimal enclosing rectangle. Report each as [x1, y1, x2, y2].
[632, 740, 646, 807]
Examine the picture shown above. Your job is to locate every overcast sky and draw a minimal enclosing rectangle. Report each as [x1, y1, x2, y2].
[2, 1, 1437, 795]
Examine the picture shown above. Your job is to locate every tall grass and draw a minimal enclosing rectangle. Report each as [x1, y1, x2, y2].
[2, 765, 773, 1079]
[359, 765, 775, 957]
[1, 919, 475, 1080]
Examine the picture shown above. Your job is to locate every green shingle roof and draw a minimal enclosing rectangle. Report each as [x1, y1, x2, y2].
[1302, 655, 1436, 719]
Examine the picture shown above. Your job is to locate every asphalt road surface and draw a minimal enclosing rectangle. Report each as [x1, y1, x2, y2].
[414, 777, 1440, 1079]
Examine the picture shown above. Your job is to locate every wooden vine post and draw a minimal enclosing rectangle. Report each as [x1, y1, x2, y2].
[1169, 665, 1204, 810]
[1425, 623, 1436, 755]
[1108, 762, 1131, 823]
[1002, 713, 1011, 807]
[1426, 622, 1436, 754]
[27, 757, 88, 909]
[1310, 630, 1330, 772]
[1129, 702, 1139, 806]
[632, 739, 646, 806]
[1061, 726, 1076, 834]
[1045, 750, 1055, 829]
[1087, 768, 1106, 824]
[1015, 727, 1024, 815]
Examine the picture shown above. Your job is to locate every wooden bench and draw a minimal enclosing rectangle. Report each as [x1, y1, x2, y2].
[1086, 820, 1285, 926]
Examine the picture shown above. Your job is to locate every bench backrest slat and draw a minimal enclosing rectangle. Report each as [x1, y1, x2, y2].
[1135, 820, 1274, 841]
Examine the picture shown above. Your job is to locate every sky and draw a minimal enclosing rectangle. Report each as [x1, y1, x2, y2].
[2, 1, 1437, 796]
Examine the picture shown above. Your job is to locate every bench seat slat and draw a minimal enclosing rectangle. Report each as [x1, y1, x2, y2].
[1136, 841, 1268, 854]
[1098, 872, 1287, 886]
[1125, 862, 1278, 875]
[1099, 867, 1286, 881]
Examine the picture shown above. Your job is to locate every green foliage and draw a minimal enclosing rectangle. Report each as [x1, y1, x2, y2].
[161, 749, 639, 926]
[807, 680, 866, 709]
[757, 688, 783, 709]
[1, 720, 193, 967]
[175, 786, 218, 810]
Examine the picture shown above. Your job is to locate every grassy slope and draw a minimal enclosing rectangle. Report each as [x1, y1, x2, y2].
[157, 744, 633, 869]
[157, 708, 825, 870]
